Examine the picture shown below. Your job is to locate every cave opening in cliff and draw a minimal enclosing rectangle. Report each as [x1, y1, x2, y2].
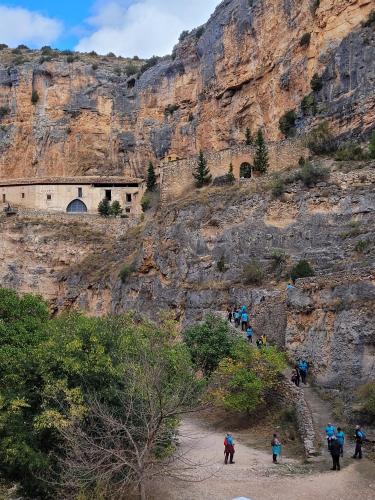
[240, 162, 252, 178]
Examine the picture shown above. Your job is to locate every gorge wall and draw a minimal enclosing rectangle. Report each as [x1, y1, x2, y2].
[0, 0, 374, 180]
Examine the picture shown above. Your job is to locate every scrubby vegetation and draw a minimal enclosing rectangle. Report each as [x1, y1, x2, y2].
[141, 191, 152, 211]
[253, 128, 269, 173]
[335, 142, 367, 161]
[98, 198, 123, 217]
[271, 174, 286, 199]
[304, 121, 337, 155]
[301, 93, 317, 116]
[295, 160, 329, 187]
[0, 106, 9, 119]
[119, 264, 136, 283]
[310, 73, 323, 92]
[242, 259, 265, 285]
[357, 382, 375, 423]
[290, 259, 315, 283]
[299, 32, 311, 47]
[279, 110, 297, 138]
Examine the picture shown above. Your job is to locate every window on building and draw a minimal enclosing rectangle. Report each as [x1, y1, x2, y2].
[2, 194, 6, 203]
[126, 208, 131, 213]
[21, 193, 25, 199]
[78, 187, 83, 198]
[126, 193, 132, 203]
[105, 189, 112, 201]
[47, 194, 52, 200]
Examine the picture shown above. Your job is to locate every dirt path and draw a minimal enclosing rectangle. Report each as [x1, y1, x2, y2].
[151, 417, 375, 500]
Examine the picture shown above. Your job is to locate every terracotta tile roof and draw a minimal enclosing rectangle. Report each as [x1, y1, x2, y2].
[0, 176, 144, 187]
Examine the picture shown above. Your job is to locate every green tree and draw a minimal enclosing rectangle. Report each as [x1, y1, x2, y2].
[253, 128, 269, 174]
[290, 259, 315, 283]
[98, 198, 110, 216]
[184, 314, 234, 375]
[226, 162, 235, 183]
[209, 342, 286, 415]
[279, 110, 297, 138]
[369, 131, 375, 159]
[147, 161, 157, 191]
[193, 151, 212, 188]
[245, 127, 253, 145]
[110, 200, 123, 216]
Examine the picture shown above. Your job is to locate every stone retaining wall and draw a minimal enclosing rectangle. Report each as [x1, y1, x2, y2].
[160, 140, 308, 202]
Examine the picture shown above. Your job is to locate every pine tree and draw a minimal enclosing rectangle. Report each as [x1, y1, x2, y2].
[98, 198, 111, 217]
[146, 161, 157, 191]
[193, 151, 212, 187]
[110, 200, 123, 216]
[227, 163, 235, 183]
[245, 127, 253, 145]
[369, 131, 375, 160]
[253, 128, 269, 174]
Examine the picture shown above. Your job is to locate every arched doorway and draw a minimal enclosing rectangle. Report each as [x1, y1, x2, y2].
[67, 199, 88, 213]
[240, 162, 252, 178]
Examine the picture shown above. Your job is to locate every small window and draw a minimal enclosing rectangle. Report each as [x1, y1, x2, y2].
[21, 193, 25, 199]
[78, 187, 83, 198]
[47, 194, 52, 200]
[125, 207, 131, 213]
[126, 193, 132, 203]
[2, 194, 6, 203]
[105, 189, 112, 201]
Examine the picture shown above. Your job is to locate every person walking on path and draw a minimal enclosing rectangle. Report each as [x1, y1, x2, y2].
[336, 427, 345, 457]
[224, 433, 235, 464]
[241, 310, 249, 331]
[227, 308, 233, 323]
[298, 359, 308, 384]
[234, 310, 240, 328]
[271, 434, 282, 464]
[256, 338, 263, 349]
[352, 425, 365, 459]
[291, 367, 300, 387]
[325, 423, 336, 451]
[330, 436, 341, 471]
[246, 326, 254, 343]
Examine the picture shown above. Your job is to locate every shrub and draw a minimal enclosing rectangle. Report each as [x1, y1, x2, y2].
[245, 127, 253, 145]
[164, 104, 179, 116]
[17, 44, 29, 50]
[98, 198, 111, 216]
[179, 30, 190, 42]
[31, 90, 39, 104]
[271, 175, 286, 199]
[253, 128, 269, 173]
[119, 264, 135, 283]
[195, 26, 205, 39]
[335, 142, 366, 161]
[114, 66, 122, 76]
[311, 73, 323, 92]
[362, 10, 375, 28]
[67, 54, 79, 63]
[124, 63, 138, 75]
[226, 163, 235, 183]
[139, 55, 159, 74]
[39, 56, 52, 63]
[242, 259, 265, 285]
[369, 131, 375, 159]
[146, 161, 157, 191]
[107, 52, 116, 58]
[12, 48, 21, 54]
[305, 121, 337, 155]
[184, 314, 234, 375]
[141, 192, 151, 211]
[279, 110, 297, 138]
[300, 33, 311, 47]
[301, 93, 317, 116]
[217, 255, 226, 273]
[0, 106, 9, 119]
[296, 161, 329, 187]
[354, 240, 370, 253]
[310, 0, 320, 15]
[270, 249, 288, 279]
[357, 383, 375, 423]
[92, 63, 98, 70]
[290, 259, 314, 283]
[60, 50, 73, 55]
[0, 43, 8, 50]
[133, 55, 140, 61]
[109, 200, 123, 216]
[89, 50, 98, 56]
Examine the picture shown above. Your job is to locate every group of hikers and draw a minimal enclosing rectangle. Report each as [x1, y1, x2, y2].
[224, 423, 367, 469]
[224, 303, 369, 471]
[227, 306, 267, 348]
[325, 423, 367, 471]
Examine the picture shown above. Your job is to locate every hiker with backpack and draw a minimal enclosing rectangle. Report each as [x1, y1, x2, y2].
[291, 367, 300, 387]
[246, 325, 254, 343]
[224, 433, 235, 464]
[234, 310, 241, 328]
[241, 310, 249, 331]
[271, 434, 282, 464]
[325, 423, 336, 450]
[352, 425, 366, 459]
[336, 427, 345, 457]
[298, 359, 308, 384]
[330, 436, 341, 471]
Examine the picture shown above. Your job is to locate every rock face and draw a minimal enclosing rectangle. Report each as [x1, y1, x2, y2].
[0, 0, 374, 179]
[1, 160, 374, 388]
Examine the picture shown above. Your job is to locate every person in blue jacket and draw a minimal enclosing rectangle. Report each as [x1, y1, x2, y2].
[325, 423, 336, 450]
[241, 311, 249, 331]
[246, 326, 254, 343]
[271, 434, 282, 464]
[234, 310, 240, 328]
[336, 427, 345, 457]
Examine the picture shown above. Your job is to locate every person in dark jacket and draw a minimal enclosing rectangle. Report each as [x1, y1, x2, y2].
[352, 425, 365, 459]
[330, 436, 341, 471]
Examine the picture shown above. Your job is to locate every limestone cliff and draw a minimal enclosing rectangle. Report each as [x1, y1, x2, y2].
[0, 0, 374, 179]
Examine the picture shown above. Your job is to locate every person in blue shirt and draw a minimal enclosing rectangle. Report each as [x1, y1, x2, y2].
[336, 427, 345, 457]
[298, 359, 308, 384]
[287, 283, 294, 290]
[246, 326, 253, 343]
[325, 423, 336, 450]
[271, 434, 282, 464]
[234, 310, 240, 328]
[241, 311, 249, 331]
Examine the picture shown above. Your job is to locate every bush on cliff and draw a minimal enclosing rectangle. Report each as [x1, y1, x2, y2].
[242, 259, 265, 285]
[290, 259, 315, 283]
[299, 32, 311, 47]
[279, 110, 297, 138]
[271, 174, 286, 199]
[296, 161, 329, 187]
[305, 122, 337, 155]
[369, 131, 375, 159]
[184, 314, 234, 376]
[310, 73, 323, 92]
[357, 383, 375, 423]
[209, 342, 286, 416]
[335, 142, 367, 161]
[119, 264, 135, 283]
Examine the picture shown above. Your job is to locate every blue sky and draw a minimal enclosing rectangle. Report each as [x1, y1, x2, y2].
[0, 1, 219, 57]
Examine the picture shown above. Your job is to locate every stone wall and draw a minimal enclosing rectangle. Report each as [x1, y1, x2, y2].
[160, 140, 308, 202]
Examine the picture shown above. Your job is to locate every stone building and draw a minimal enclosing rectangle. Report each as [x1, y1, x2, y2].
[0, 177, 146, 215]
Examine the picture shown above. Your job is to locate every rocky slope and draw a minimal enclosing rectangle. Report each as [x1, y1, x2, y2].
[0, 0, 374, 179]
[1, 159, 374, 388]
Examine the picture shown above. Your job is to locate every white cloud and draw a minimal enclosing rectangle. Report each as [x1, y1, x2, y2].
[0, 5, 63, 47]
[76, 0, 219, 58]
